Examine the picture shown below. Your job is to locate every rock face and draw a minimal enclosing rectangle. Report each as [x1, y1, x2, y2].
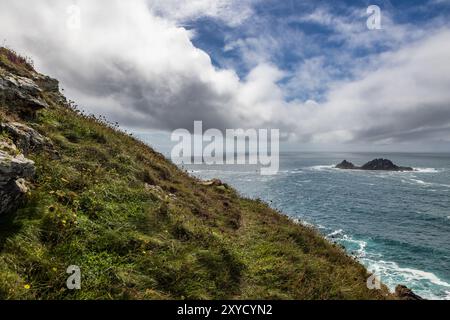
[0, 69, 49, 117]
[0, 121, 58, 215]
[361, 159, 413, 171]
[0, 145, 35, 215]
[395, 285, 424, 300]
[199, 179, 225, 187]
[0, 60, 57, 214]
[1, 121, 56, 156]
[336, 160, 357, 170]
[336, 158, 413, 171]
[35, 75, 59, 93]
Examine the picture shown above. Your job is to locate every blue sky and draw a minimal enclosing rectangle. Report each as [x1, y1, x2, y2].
[1, 0, 450, 151]
[188, 0, 450, 102]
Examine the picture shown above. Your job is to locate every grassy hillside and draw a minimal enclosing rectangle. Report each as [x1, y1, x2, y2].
[0, 48, 392, 300]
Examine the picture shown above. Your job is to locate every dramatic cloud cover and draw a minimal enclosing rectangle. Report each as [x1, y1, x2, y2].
[1, 0, 449, 149]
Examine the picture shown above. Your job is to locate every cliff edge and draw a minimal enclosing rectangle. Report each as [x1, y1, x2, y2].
[0, 47, 393, 300]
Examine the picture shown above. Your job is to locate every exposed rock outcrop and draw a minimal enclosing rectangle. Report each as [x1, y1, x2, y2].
[336, 160, 357, 170]
[395, 285, 424, 300]
[0, 69, 49, 117]
[0, 54, 59, 215]
[34, 75, 59, 93]
[0, 121, 57, 156]
[0, 143, 35, 215]
[336, 159, 413, 171]
[0, 121, 57, 214]
[361, 159, 413, 171]
[199, 179, 225, 187]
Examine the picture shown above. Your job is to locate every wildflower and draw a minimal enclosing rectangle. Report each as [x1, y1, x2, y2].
[24, 284, 31, 290]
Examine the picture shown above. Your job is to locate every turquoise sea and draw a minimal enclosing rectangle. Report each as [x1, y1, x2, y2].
[185, 152, 450, 300]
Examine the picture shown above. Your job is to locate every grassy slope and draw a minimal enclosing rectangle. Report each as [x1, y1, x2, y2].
[0, 48, 392, 300]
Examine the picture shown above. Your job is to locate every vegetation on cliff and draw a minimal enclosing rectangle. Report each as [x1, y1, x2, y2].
[0, 48, 392, 300]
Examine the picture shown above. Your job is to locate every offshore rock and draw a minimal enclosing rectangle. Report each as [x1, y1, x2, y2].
[336, 158, 413, 171]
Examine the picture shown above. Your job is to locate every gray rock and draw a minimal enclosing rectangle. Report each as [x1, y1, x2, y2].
[35, 75, 59, 93]
[0, 69, 49, 117]
[336, 160, 357, 170]
[0, 121, 54, 155]
[0, 148, 35, 215]
[199, 179, 225, 187]
[361, 159, 413, 171]
[335, 158, 414, 171]
[0, 139, 18, 155]
[395, 285, 424, 300]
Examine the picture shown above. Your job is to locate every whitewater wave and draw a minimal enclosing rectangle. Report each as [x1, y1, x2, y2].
[309, 165, 337, 171]
[326, 229, 367, 258]
[291, 218, 316, 228]
[307, 165, 442, 174]
[410, 178, 434, 186]
[284, 169, 304, 174]
[325, 227, 450, 300]
[326, 229, 344, 237]
[414, 167, 440, 173]
[364, 259, 450, 300]
[405, 178, 450, 188]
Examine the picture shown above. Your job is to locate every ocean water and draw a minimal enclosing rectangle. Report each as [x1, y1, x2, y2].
[185, 152, 450, 300]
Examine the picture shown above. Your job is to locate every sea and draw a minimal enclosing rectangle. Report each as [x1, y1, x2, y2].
[182, 152, 450, 300]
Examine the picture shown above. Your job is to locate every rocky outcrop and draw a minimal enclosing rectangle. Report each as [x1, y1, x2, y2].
[395, 285, 424, 300]
[361, 159, 413, 171]
[199, 179, 225, 187]
[0, 121, 57, 214]
[0, 142, 35, 215]
[0, 56, 58, 215]
[336, 159, 413, 171]
[0, 121, 57, 156]
[0, 69, 49, 117]
[336, 160, 357, 170]
[34, 75, 59, 93]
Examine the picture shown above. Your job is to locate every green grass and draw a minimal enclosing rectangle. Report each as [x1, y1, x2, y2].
[0, 47, 35, 76]
[0, 48, 393, 300]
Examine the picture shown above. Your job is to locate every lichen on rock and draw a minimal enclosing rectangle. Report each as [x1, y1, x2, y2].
[0, 145, 35, 215]
[0, 69, 49, 117]
[1, 121, 56, 156]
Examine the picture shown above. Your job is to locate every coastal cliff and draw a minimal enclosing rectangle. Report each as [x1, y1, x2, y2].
[0, 47, 394, 300]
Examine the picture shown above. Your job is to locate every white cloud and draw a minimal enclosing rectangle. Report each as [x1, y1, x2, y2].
[283, 29, 450, 143]
[147, 0, 255, 26]
[0, 0, 449, 147]
[298, 6, 428, 50]
[0, 0, 252, 130]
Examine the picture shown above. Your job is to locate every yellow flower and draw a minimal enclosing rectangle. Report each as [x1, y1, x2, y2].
[52, 267, 57, 272]
[24, 284, 31, 290]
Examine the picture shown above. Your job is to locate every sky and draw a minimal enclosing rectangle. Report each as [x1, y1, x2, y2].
[1, 0, 450, 152]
